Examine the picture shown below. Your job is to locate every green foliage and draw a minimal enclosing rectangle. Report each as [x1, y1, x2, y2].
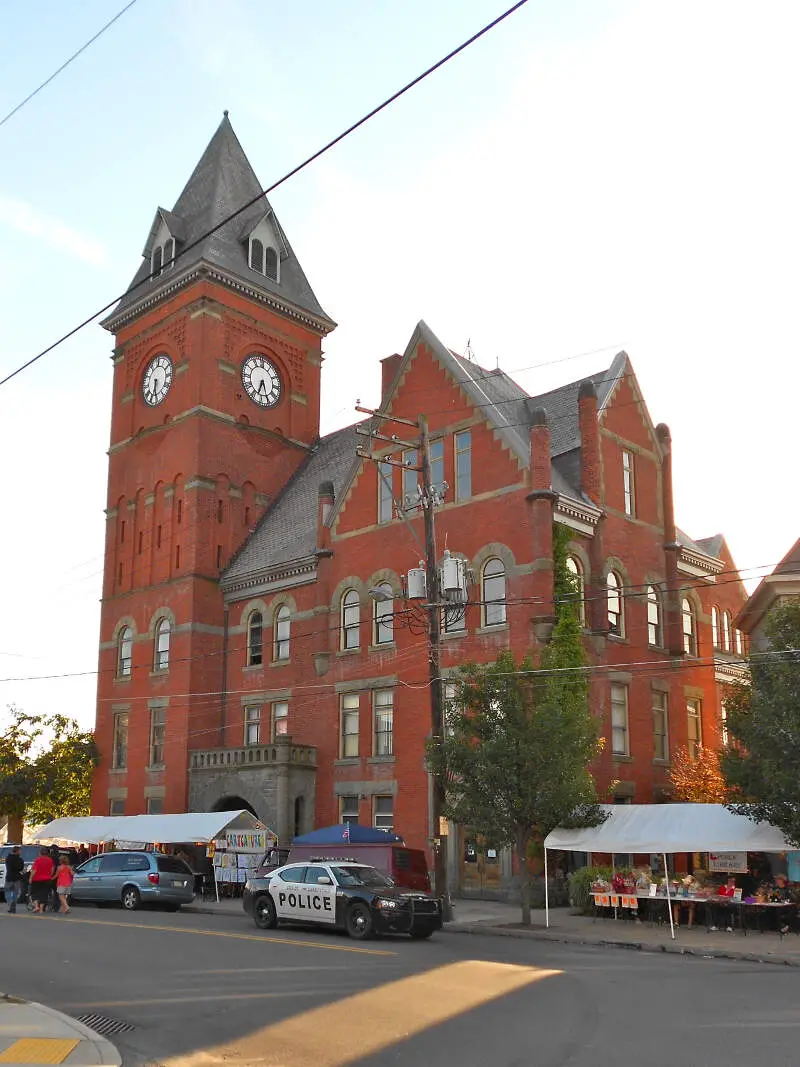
[567, 865, 614, 913]
[0, 707, 98, 825]
[722, 601, 800, 844]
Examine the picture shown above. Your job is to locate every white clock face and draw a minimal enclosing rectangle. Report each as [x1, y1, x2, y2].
[142, 353, 173, 407]
[242, 354, 282, 408]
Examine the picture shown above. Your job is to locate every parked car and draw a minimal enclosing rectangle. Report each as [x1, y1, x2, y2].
[0, 845, 42, 900]
[243, 860, 443, 940]
[71, 851, 194, 910]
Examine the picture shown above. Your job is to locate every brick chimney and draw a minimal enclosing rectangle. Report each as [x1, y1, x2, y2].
[656, 423, 683, 656]
[578, 379, 600, 502]
[526, 405, 556, 636]
[380, 354, 403, 403]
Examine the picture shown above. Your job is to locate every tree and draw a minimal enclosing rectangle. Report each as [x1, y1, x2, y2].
[722, 600, 800, 844]
[427, 526, 606, 924]
[0, 707, 98, 828]
[669, 744, 727, 803]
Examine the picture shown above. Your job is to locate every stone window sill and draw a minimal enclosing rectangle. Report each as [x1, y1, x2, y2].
[270, 659, 291, 669]
[653, 758, 671, 767]
[150, 670, 169, 679]
[369, 642, 397, 653]
[337, 648, 361, 658]
[243, 664, 264, 673]
[476, 623, 509, 636]
[440, 630, 467, 642]
[109, 766, 127, 775]
[334, 758, 361, 767]
[368, 756, 396, 764]
[612, 754, 633, 763]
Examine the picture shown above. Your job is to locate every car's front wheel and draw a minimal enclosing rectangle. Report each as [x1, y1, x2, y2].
[253, 894, 277, 929]
[121, 886, 141, 911]
[345, 901, 373, 940]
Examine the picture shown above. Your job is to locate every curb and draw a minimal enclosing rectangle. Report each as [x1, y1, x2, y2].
[0, 994, 122, 1066]
[443, 922, 800, 967]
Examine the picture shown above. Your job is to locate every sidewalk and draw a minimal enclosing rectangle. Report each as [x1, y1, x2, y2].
[185, 895, 800, 966]
[0, 994, 120, 1067]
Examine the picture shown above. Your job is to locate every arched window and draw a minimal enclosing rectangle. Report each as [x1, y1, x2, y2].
[151, 245, 163, 277]
[163, 237, 175, 269]
[735, 628, 744, 656]
[373, 583, 394, 645]
[247, 611, 263, 666]
[265, 246, 279, 281]
[482, 558, 507, 627]
[607, 571, 623, 637]
[646, 585, 662, 646]
[711, 606, 720, 649]
[341, 590, 360, 650]
[566, 556, 585, 625]
[274, 605, 291, 661]
[154, 618, 171, 671]
[118, 626, 133, 677]
[249, 237, 264, 273]
[682, 598, 697, 656]
[722, 611, 731, 652]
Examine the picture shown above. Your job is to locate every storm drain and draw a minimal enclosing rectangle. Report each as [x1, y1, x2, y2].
[75, 1013, 136, 1037]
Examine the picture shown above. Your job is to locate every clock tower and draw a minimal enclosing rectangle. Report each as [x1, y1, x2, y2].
[91, 114, 335, 817]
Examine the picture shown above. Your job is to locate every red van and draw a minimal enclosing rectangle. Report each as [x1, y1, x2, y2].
[256, 825, 432, 893]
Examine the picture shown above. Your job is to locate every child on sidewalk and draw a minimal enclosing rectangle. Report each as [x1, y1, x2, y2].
[56, 854, 74, 914]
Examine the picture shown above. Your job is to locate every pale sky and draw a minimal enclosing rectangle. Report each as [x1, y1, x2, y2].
[0, 0, 797, 731]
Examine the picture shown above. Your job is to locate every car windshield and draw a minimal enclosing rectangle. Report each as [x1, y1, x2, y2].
[330, 865, 394, 888]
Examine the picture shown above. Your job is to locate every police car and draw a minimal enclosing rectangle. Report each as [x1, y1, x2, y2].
[243, 860, 442, 940]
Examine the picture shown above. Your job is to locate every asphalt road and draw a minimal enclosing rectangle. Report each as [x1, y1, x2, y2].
[1, 904, 799, 1067]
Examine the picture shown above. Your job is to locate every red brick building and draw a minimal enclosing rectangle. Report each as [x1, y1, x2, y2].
[92, 117, 748, 894]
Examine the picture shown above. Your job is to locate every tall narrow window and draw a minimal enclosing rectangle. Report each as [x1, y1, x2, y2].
[373, 583, 394, 645]
[146, 796, 164, 815]
[274, 605, 291, 661]
[247, 611, 263, 666]
[112, 712, 128, 769]
[163, 237, 175, 268]
[402, 449, 419, 510]
[430, 439, 445, 491]
[481, 558, 506, 626]
[341, 590, 360, 650]
[152, 245, 163, 277]
[154, 618, 171, 671]
[249, 237, 264, 273]
[722, 611, 731, 652]
[687, 698, 702, 759]
[272, 701, 288, 739]
[340, 794, 359, 824]
[442, 602, 466, 634]
[611, 683, 629, 756]
[244, 705, 261, 745]
[720, 701, 729, 747]
[373, 689, 394, 756]
[118, 626, 133, 677]
[647, 585, 662, 646]
[735, 629, 744, 656]
[217, 500, 223, 523]
[149, 708, 166, 767]
[216, 544, 222, 568]
[455, 431, 472, 501]
[109, 799, 125, 816]
[265, 246, 279, 281]
[120, 520, 125, 544]
[340, 694, 359, 758]
[652, 690, 669, 761]
[378, 461, 393, 523]
[157, 525, 162, 549]
[175, 545, 180, 569]
[373, 795, 394, 831]
[565, 556, 585, 625]
[118, 562, 123, 585]
[682, 598, 697, 656]
[138, 531, 143, 555]
[712, 606, 720, 648]
[622, 449, 635, 517]
[607, 572, 623, 637]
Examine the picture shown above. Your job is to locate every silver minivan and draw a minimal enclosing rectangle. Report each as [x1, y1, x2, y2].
[71, 851, 194, 911]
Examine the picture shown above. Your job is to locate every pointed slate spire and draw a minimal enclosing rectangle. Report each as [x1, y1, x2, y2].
[104, 113, 334, 332]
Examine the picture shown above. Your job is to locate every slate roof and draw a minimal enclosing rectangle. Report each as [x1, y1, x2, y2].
[105, 114, 334, 330]
[695, 534, 724, 558]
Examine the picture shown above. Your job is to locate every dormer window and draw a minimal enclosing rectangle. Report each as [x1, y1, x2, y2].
[248, 235, 280, 282]
[151, 237, 176, 279]
[152, 245, 163, 277]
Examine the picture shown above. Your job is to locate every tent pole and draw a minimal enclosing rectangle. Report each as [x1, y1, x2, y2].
[664, 852, 675, 940]
[544, 847, 550, 928]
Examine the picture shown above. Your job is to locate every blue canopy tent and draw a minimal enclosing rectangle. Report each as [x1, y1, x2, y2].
[293, 824, 403, 845]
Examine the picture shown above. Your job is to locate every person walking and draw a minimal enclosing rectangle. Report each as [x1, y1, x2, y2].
[28, 848, 56, 914]
[56, 854, 74, 914]
[4, 847, 24, 913]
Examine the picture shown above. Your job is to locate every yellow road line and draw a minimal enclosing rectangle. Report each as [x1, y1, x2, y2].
[161, 960, 562, 1067]
[0, 1038, 79, 1064]
[0, 912, 395, 957]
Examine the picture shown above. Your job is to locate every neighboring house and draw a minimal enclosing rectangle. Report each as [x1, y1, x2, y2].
[90, 116, 748, 897]
[736, 539, 800, 651]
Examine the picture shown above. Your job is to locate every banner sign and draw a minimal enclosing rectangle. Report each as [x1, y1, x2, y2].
[224, 829, 274, 853]
[708, 851, 748, 873]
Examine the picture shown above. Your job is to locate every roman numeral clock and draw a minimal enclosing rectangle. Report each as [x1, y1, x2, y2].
[242, 354, 282, 408]
[142, 353, 173, 406]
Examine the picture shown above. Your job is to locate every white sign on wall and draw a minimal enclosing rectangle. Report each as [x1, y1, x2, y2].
[708, 851, 748, 873]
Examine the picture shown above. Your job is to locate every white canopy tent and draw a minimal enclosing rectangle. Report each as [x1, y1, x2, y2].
[543, 804, 794, 939]
[31, 810, 264, 846]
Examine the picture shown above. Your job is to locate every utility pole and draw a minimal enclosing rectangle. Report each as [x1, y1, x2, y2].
[355, 406, 452, 920]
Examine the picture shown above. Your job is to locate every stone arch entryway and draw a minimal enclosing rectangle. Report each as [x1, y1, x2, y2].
[210, 795, 259, 818]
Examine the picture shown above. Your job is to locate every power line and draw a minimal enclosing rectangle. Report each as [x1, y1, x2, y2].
[0, 0, 531, 390]
[0, 0, 140, 130]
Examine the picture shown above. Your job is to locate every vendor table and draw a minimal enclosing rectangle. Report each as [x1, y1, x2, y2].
[591, 892, 796, 937]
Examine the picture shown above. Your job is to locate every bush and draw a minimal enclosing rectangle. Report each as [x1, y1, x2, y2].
[567, 865, 614, 914]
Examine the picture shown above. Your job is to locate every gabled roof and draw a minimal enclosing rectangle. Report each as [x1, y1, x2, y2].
[104, 114, 334, 332]
[695, 534, 724, 558]
[221, 424, 359, 588]
[737, 537, 800, 633]
[528, 351, 625, 456]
